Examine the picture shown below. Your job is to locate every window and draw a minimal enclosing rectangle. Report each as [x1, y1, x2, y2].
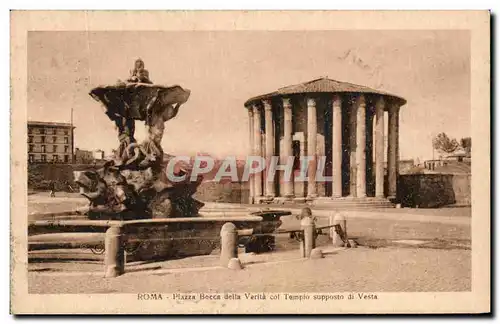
[41, 155, 46, 162]
[64, 155, 69, 163]
[40, 128, 45, 135]
[28, 155, 34, 163]
[28, 144, 34, 152]
[64, 145, 69, 153]
[28, 127, 33, 134]
[41, 136, 45, 143]
[64, 129, 69, 136]
[53, 155, 59, 162]
[41, 145, 46, 153]
[52, 136, 57, 143]
[64, 137, 69, 144]
[53, 145, 58, 153]
[28, 136, 33, 143]
[46, 128, 53, 135]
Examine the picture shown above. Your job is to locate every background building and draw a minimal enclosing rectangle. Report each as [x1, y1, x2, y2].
[74, 148, 93, 164]
[93, 149, 105, 161]
[27, 121, 74, 164]
[74, 148, 106, 164]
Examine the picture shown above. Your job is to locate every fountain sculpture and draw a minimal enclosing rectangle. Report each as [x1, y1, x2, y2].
[76, 59, 204, 220]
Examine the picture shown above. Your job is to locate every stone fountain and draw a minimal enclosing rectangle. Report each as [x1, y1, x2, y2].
[34, 59, 288, 262]
[75, 59, 204, 220]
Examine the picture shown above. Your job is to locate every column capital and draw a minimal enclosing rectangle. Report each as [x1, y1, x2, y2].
[356, 93, 366, 106]
[262, 99, 272, 111]
[307, 97, 316, 108]
[332, 94, 342, 104]
[388, 103, 400, 114]
[375, 96, 386, 108]
[252, 104, 260, 114]
[282, 97, 292, 109]
[247, 107, 254, 117]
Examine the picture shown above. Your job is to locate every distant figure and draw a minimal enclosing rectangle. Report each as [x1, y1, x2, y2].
[127, 58, 153, 84]
[49, 181, 56, 198]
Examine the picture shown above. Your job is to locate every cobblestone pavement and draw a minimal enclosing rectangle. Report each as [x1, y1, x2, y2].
[27, 193, 471, 293]
[28, 247, 471, 293]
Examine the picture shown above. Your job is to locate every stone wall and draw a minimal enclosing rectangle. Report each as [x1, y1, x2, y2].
[398, 173, 471, 208]
[28, 162, 252, 203]
[28, 163, 76, 191]
[28, 163, 103, 191]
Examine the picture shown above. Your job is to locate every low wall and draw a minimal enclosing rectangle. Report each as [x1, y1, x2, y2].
[28, 163, 103, 192]
[28, 164, 76, 191]
[398, 173, 471, 208]
[28, 163, 251, 203]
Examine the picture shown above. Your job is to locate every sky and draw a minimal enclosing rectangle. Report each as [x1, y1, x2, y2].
[27, 30, 470, 161]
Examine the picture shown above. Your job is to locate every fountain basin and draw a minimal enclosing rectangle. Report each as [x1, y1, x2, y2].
[28, 215, 264, 262]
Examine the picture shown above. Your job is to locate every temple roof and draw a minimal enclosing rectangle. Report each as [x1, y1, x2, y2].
[244, 77, 407, 107]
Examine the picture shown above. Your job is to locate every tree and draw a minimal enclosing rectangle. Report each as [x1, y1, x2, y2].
[460, 137, 471, 156]
[432, 133, 459, 154]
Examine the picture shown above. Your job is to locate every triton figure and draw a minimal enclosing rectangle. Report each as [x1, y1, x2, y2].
[127, 58, 152, 84]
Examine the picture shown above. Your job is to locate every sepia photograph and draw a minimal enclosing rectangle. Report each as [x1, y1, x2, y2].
[10, 10, 490, 314]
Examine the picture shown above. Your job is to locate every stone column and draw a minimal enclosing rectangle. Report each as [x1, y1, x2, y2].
[307, 98, 317, 199]
[331, 94, 342, 198]
[263, 100, 275, 198]
[387, 103, 400, 199]
[348, 97, 357, 197]
[283, 98, 294, 198]
[247, 108, 255, 203]
[366, 105, 374, 197]
[356, 94, 367, 198]
[253, 105, 263, 198]
[374, 97, 385, 198]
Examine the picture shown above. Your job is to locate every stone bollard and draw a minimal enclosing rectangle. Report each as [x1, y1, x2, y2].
[328, 213, 336, 239]
[104, 225, 125, 278]
[332, 212, 347, 247]
[310, 248, 324, 259]
[227, 258, 243, 270]
[300, 216, 315, 258]
[220, 222, 238, 267]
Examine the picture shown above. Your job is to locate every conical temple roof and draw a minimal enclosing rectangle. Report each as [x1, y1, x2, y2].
[244, 77, 406, 107]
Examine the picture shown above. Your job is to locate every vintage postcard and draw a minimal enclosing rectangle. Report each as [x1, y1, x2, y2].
[10, 10, 490, 314]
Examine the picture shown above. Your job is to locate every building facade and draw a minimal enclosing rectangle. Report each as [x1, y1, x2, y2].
[27, 121, 74, 164]
[244, 78, 406, 206]
[93, 149, 105, 161]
